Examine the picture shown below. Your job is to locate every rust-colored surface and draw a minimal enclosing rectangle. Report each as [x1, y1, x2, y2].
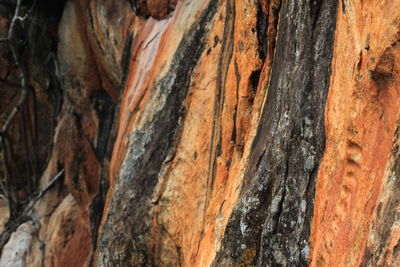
[99, 1, 272, 265]
[1, 0, 400, 266]
[310, 1, 400, 266]
[42, 195, 91, 267]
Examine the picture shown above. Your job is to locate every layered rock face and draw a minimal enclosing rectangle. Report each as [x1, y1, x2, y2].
[0, 0, 399, 266]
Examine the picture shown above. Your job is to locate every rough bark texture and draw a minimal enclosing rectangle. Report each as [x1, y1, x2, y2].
[0, 0, 399, 266]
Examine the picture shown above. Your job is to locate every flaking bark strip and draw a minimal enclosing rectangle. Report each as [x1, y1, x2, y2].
[96, 2, 219, 265]
[206, 0, 236, 207]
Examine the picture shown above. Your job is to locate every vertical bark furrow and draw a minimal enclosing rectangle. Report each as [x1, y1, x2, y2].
[96, 2, 219, 265]
[213, 1, 338, 266]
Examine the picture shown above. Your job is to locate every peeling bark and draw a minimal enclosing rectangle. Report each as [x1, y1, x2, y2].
[0, 1, 399, 266]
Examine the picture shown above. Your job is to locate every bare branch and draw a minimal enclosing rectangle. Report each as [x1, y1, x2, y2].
[0, 0, 38, 221]
[0, 88, 27, 135]
[23, 169, 64, 215]
[0, 0, 29, 142]
[0, 177, 7, 200]
[0, 136, 11, 200]
[0, 169, 64, 254]
[22, 0, 37, 21]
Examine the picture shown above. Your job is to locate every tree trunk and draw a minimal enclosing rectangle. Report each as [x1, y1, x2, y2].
[0, 0, 399, 266]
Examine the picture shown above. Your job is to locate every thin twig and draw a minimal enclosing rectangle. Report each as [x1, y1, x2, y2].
[23, 169, 64, 215]
[0, 0, 33, 221]
[0, 169, 64, 254]
[0, 177, 7, 199]
[22, 0, 37, 20]
[0, 136, 11, 200]
[0, 90, 27, 133]
[0, 0, 29, 142]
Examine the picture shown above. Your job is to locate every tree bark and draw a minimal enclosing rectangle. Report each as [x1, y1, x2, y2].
[0, 0, 399, 266]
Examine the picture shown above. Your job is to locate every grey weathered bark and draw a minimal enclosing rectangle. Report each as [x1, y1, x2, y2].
[97, 0, 338, 266]
[213, 1, 338, 266]
[1, 0, 400, 266]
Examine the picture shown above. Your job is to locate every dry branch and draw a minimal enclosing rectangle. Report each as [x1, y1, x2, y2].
[0, 169, 64, 254]
[23, 169, 64, 215]
[0, 0, 36, 220]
